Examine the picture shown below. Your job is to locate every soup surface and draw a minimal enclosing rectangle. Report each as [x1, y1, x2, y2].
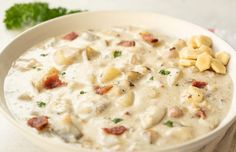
[4, 27, 232, 151]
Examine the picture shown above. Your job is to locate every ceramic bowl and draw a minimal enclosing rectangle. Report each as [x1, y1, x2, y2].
[0, 11, 235, 152]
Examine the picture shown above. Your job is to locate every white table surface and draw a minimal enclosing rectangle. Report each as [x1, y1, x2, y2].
[0, 0, 236, 151]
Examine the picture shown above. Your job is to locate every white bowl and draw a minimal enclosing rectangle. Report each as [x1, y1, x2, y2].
[0, 11, 235, 152]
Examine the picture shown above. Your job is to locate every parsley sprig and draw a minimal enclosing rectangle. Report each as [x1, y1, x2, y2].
[80, 91, 86, 94]
[4, 2, 83, 30]
[37, 101, 46, 108]
[164, 120, 173, 127]
[112, 118, 123, 124]
[113, 50, 122, 58]
[159, 69, 170, 75]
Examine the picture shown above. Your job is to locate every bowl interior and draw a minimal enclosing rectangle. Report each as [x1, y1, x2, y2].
[0, 11, 235, 151]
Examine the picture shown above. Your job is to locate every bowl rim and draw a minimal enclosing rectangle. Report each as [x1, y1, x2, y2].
[0, 10, 236, 151]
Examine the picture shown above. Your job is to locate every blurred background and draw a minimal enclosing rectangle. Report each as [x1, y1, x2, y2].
[0, 0, 235, 151]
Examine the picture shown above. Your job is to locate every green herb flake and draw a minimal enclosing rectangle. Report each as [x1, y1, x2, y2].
[61, 72, 66, 76]
[112, 118, 123, 124]
[164, 120, 173, 128]
[159, 69, 170, 75]
[32, 66, 37, 69]
[80, 91, 86, 94]
[113, 51, 122, 58]
[37, 101, 46, 108]
[40, 53, 48, 57]
[149, 76, 154, 80]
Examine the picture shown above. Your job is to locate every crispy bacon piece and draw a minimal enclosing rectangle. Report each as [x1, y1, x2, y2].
[192, 80, 208, 88]
[63, 32, 78, 41]
[94, 85, 113, 95]
[103, 126, 128, 135]
[195, 108, 207, 119]
[117, 40, 135, 47]
[27, 116, 49, 131]
[43, 73, 65, 89]
[140, 33, 159, 44]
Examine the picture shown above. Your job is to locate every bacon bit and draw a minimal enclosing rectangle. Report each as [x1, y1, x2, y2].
[124, 111, 131, 116]
[43, 73, 65, 89]
[208, 28, 215, 33]
[63, 32, 78, 41]
[192, 80, 208, 88]
[117, 40, 135, 47]
[169, 47, 176, 51]
[188, 95, 192, 99]
[103, 126, 128, 135]
[27, 116, 49, 131]
[94, 85, 113, 95]
[140, 33, 159, 44]
[195, 108, 207, 119]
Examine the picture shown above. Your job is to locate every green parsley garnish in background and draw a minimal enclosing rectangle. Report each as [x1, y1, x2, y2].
[164, 120, 174, 127]
[113, 50, 122, 58]
[80, 91, 86, 94]
[37, 101, 46, 108]
[159, 69, 170, 75]
[112, 118, 123, 124]
[4, 2, 84, 30]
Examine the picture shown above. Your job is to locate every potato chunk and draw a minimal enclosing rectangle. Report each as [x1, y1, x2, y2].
[211, 59, 226, 74]
[140, 106, 166, 129]
[101, 66, 121, 83]
[127, 71, 142, 82]
[50, 114, 82, 142]
[15, 58, 42, 72]
[195, 52, 212, 71]
[143, 130, 159, 144]
[173, 39, 186, 50]
[54, 47, 79, 65]
[31, 67, 63, 91]
[215, 51, 230, 65]
[118, 90, 135, 107]
[18, 92, 33, 101]
[166, 68, 182, 86]
[165, 127, 193, 142]
[86, 47, 100, 60]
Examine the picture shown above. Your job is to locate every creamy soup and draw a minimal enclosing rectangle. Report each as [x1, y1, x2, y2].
[4, 26, 232, 151]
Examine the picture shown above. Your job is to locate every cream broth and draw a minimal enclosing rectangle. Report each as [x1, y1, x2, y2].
[4, 27, 232, 151]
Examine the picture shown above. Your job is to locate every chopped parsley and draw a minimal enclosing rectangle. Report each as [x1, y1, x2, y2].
[149, 76, 154, 80]
[159, 69, 170, 75]
[80, 91, 86, 94]
[32, 66, 37, 69]
[113, 50, 122, 58]
[112, 118, 123, 124]
[164, 120, 173, 127]
[61, 72, 66, 76]
[37, 101, 46, 108]
[40, 53, 48, 57]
